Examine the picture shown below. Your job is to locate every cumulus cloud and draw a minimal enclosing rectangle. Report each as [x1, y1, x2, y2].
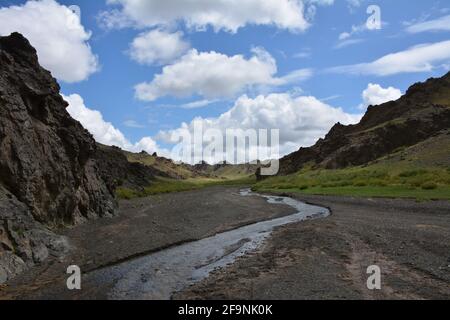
[157, 93, 362, 163]
[129, 29, 190, 66]
[63, 92, 361, 164]
[63, 93, 168, 156]
[329, 40, 450, 76]
[135, 48, 311, 101]
[134, 48, 275, 101]
[64, 94, 131, 148]
[360, 83, 402, 109]
[405, 15, 450, 33]
[0, 0, 98, 83]
[101, 0, 313, 33]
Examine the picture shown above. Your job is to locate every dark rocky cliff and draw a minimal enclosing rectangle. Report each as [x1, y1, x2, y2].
[0, 32, 117, 225]
[278, 72, 450, 175]
[0, 33, 118, 282]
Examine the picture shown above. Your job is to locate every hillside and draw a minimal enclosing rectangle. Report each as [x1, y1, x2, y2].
[278, 72, 450, 175]
[256, 72, 450, 200]
[125, 151, 258, 180]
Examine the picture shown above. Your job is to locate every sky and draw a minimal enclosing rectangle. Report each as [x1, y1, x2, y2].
[1, 0, 449, 163]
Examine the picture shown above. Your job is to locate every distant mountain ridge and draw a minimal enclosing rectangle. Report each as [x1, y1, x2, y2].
[279, 72, 450, 175]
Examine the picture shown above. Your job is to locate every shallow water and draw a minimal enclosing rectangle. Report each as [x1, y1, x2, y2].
[86, 189, 330, 300]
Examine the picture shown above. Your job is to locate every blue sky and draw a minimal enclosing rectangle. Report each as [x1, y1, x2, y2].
[1, 0, 449, 161]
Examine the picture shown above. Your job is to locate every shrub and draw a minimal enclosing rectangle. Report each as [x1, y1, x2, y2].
[399, 169, 427, 178]
[116, 188, 140, 200]
[421, 182, 438, 190]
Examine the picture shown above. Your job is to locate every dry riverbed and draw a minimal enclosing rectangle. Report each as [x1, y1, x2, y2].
[0, 186, 294, 299]
[176, 193, 450, 300]
[1, 187, 449, 300]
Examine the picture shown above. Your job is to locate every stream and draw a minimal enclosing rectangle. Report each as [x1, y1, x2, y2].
[85, 189, 330, 300]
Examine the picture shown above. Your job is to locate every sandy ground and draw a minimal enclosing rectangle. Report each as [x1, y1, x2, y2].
[1, 187, 449, 300]
[176, 193, 450, 300]
[0, 187, 294, 299]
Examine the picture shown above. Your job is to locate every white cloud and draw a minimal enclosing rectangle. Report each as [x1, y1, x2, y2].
[275, 68, 314, 85]
[158, 93, 362, 163]
[102, 0, 313, 33]
[335, 20, 384, 49]
[329, 40, 450, 76]
[129, 29, 190, 66]
[180, 99, 218, 109]
[339, 32, 351, 40]
[338, 23, 367, 40]
[63, 93, 168, 156]
[64, 92, 362, 164]
[306, 0, 335, 5]
[405, 15, 450, 33]
[344, 0, 365, 13]
[64, 93, 131, 148]
[135, 48, 312, 101]
[334, 38, 364, 49]
[360, 83, 402, 109]
[293, 48, 312, 59]
[0, 0, 98, 83]
[124, 120, 145, 128]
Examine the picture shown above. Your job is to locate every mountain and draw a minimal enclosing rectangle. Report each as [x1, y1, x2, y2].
[125, 153, 258, 180]
[0, 33, 256, 283]
[0, 33, 161, 283]
[0, 33, 118, 226]
[278, 72, 450, 175]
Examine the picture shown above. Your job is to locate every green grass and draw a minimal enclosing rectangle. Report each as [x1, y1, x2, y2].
[255, 185, 450, 201]
[254, 164, 450, 201]
[117, 160, 450, 201]
[116, 176, 256, 200]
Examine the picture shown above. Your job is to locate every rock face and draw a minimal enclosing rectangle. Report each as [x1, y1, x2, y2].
[95, 143, 161, 191]
[0, 32, 117, 225]
[279, 72, 450, 175]
[0, 33, 117, 282]
[0, 185, 69, 283]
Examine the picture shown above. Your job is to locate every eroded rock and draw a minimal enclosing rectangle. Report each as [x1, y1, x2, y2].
[0, 32, 116, 283]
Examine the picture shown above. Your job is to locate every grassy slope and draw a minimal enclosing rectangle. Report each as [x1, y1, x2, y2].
[116, 176, 256, 200]
[118, 151, 258, 199]
[254, 133, 450, 201]
[125, 152, 196, 179]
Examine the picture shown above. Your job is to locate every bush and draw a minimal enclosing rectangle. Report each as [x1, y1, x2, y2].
[373, 179, 388, 187]
[116, 188, 140, 200]
[421, 182, 438, 190]
[399, 169, 427, 178]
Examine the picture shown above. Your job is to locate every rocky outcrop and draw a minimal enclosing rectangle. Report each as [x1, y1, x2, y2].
[0, 185, 68, 284]
[0, 33, 117, 282]
[0, 32, 117, 225]
[279, 72, 450, 175]
[95, 144, 163, 191]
